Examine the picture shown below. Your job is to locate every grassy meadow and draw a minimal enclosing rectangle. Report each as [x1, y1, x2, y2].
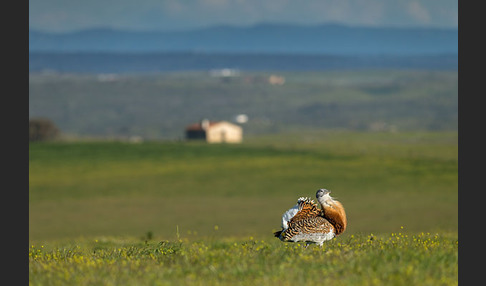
[29, 131, 458, 285]
[30, 232, 457, 285]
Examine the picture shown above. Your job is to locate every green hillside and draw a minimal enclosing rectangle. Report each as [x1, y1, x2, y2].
[29, 70, 458, 140]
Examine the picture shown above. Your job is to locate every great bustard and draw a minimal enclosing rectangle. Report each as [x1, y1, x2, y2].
[274, 188, 347, 246]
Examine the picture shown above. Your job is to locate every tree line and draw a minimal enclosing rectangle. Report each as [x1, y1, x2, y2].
[29, 118, 60, 141]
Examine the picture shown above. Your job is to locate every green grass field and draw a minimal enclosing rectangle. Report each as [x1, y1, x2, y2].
[30, 232, 457, 285]
[29, 131, 458, 285]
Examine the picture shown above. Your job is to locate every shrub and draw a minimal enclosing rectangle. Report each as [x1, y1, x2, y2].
[29, 118, 60, 141]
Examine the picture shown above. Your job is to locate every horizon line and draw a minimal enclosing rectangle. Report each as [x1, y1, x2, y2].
[29, 21, 459, 35]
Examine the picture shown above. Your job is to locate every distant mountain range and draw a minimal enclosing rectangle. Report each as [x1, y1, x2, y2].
[29, 23, 457, 55]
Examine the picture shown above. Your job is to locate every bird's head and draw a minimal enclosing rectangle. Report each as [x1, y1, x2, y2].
[316, 188, 334, 207]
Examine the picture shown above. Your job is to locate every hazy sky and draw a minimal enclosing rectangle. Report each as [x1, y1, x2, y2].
[29, 0, 458, 32]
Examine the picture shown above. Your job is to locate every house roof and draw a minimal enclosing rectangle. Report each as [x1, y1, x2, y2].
[185, 121, 221, 131]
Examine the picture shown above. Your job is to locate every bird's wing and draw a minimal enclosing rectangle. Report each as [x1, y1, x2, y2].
[281, 197, 321, 229]
[280, 216, 334, 241]
[289, 197, 322, 222]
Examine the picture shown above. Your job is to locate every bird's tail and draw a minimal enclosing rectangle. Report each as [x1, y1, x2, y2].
[274, 230, 283, 237]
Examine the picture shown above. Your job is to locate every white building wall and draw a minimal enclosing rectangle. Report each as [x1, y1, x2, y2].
[206, 122, 242, 143]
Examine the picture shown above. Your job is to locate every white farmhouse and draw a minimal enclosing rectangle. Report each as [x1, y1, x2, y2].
[185, 119, 242, 143]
